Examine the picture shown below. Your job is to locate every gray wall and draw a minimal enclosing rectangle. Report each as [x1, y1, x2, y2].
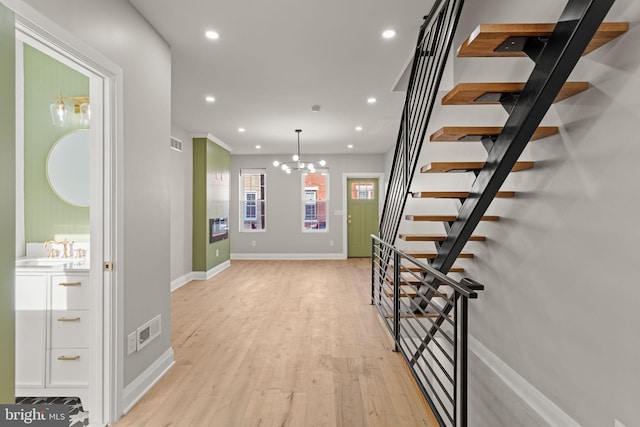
[231, 153, 384, 257]
[0, 1, 15, 404]
[404, 0, 640, 426]
[18, 0, 173, 388]
[169, 125, 192, 283]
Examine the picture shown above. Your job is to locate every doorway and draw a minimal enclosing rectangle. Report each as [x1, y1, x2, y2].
[11, 8, 118, 425]
[346, 177, 380, 257]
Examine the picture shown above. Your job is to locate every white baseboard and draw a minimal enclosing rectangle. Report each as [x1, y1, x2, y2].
[230, 253, 347, 260]
[170, 272, 198, 292]
[468, 335, 581, 427]
[122, 347, 175, 415]
[191, 259, 231, 281]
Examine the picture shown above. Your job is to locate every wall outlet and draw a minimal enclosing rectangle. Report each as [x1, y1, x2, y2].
[329, 240, 334, 247]
[127, 332, 137, 355]
[136, 314, 162, 351]
[216, 249, 219, 256]
[251, 240, 256, 247]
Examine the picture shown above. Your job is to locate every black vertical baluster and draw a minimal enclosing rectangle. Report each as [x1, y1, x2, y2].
[393, 251, 401, 352]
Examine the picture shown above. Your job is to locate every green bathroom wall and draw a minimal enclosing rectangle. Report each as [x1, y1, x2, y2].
[23, 44, 90, 244]
[0, 1, 16, 404]
[192, 137, 231, 272]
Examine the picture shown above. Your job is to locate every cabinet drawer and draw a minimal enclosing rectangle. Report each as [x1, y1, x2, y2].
[51, 275, 90, 310]
[50, 310, 90, 348]
[48, 349, 89, 388]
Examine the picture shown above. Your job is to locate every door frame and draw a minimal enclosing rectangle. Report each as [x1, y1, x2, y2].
[342, 173, 384, 259]
[7, 0, 123, 423]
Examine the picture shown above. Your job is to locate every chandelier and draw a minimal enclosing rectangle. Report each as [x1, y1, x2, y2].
[273, 129, 326, 174]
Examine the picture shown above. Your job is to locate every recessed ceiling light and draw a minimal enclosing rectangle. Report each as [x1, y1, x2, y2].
[355, 126, 363, 131]
[238, 127, 246, 133]
[205, 30, 220, 40]
[255, 145, 261, 149]
[348, 144, 354, 149]
[367, 97, 377, 104]
[205, 95, 215, 103]
[382, 29, 397, 39]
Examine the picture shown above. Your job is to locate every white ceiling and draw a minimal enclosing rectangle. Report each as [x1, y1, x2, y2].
[128, 0, 435, 155]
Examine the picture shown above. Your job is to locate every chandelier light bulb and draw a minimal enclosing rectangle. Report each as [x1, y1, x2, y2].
[292, 154, 299, 161]
[286, 169, 292, 174]
[318, 160, 326, 167]
[273, 160, 280, 167]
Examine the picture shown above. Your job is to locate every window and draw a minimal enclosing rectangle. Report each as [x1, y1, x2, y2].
[351, 182, 375, 200]
[302, 172, 328, 231]
[244, 191, 257, 220]
[240, 169, 266, 231]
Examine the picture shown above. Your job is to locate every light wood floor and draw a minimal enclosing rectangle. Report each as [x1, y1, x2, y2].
[113, 259, 438, 427]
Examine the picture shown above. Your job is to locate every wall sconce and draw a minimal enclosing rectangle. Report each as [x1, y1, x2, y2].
[50, 94, 90, 127]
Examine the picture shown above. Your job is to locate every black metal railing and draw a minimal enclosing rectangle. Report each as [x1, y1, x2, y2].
[371, 235, 482, 427]
[379, 0, 465, 248]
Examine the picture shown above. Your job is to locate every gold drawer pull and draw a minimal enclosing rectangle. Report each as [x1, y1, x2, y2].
[58, 282, 82, 287]
[57, 317, 81, 322]
[57, 355, 80, 361]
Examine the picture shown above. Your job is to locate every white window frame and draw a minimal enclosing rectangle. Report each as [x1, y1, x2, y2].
[301, 172, 329, 232]
[244, 191, 257, 221]
[239, 169, 266, 232]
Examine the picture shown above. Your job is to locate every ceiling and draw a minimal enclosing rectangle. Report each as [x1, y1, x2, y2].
[128, 0, 435, 155]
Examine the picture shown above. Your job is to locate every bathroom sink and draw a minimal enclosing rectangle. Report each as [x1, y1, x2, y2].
[15, 258, 87, 269]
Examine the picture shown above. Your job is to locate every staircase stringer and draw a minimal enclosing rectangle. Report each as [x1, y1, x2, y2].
[431, 0, 617, 275]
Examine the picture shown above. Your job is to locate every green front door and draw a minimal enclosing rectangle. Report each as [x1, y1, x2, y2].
[347, 178, 379, 257]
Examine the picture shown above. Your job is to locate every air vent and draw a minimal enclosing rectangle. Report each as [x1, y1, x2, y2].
[170, 136, 183, 152]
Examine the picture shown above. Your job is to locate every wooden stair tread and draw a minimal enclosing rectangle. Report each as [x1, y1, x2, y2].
[384, 312, 451, 319]
[406, 251, 474, 259]
[406, 214, 499, 222]
[400, 266, 465, 273]
[457, 22, 629, 57]
[399, 234, 485, 242]
[441, 82, 589, 105]
[421, 161, 534, 173]
[384, 288, 449, 298]
[411, 191, 515, 199]
[430, 126, 558, 142]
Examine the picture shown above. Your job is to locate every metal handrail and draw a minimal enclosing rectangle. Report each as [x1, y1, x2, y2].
[371, 236, 482, 427]
[371, 235, 477, 299]
[379, 0, 465, 248]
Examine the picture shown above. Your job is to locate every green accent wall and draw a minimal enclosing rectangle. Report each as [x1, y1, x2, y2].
[23, 45, 89, 243]
[0, 1, 16, 404]
[192, 138, 231, 272]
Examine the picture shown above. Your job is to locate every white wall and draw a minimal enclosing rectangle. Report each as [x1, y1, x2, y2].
[407, 1, 640, 426]
[169, 125, 192, 283]
[230, 153, 385, 257]
[16, 0, 173, 391]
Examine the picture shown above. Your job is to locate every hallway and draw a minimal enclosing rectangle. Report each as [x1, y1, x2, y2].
[113, 259, 437, 426]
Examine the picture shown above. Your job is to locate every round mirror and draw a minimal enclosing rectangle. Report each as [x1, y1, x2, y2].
[46, 130, 90, 207]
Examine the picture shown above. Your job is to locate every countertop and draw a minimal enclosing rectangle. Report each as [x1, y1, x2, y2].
[15, 258, 90, 272]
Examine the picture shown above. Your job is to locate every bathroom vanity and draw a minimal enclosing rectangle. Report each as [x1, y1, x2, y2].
[15, 259, 90, 407]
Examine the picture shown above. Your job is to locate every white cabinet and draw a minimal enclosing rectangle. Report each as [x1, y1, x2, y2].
[15, 270, 90, 405]
[15, 274, 47, 388]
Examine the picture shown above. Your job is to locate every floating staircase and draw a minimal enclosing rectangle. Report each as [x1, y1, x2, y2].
[374, 1, 627, 426]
